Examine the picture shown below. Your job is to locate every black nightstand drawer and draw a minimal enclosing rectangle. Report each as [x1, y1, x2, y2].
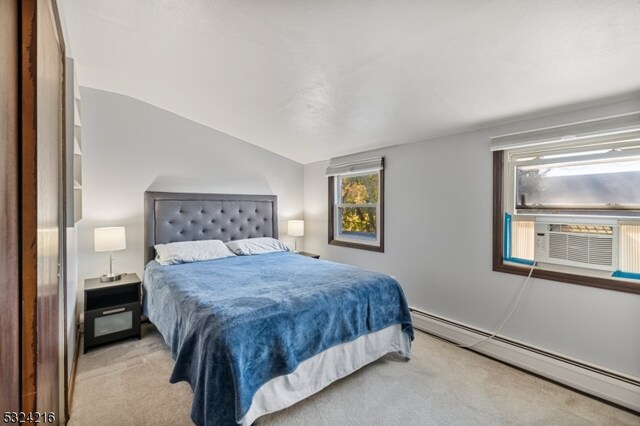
[86, 283, 139, 311]
[84, 273, 142, 353]
[85, 302, 140, 350]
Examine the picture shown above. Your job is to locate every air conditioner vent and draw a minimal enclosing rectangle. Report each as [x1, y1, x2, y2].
[548, 233, 567, 259]
[549, 224, 613, 235]
[567, 235, 590, 263]
[589, 238, 613, 266]
[535, 222, 618, 271]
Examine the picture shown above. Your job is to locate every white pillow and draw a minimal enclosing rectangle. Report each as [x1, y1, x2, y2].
[225, 237, 290, 256]
[154, 240, 236, 266]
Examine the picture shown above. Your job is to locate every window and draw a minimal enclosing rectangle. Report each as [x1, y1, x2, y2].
[327, 158, 384, 252]
[512, 146, 640, 216]
[492, 112, 640, 294]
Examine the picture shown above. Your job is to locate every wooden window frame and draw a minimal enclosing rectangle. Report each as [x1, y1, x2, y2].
[328, 167, 385, 253]
[493, 150, 640, 295]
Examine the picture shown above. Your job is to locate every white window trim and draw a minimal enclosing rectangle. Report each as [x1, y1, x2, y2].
[333, 172, 381, 247]
[490, 111, 640, 152]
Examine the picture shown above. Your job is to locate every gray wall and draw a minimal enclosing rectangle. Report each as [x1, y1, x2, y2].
[77, 87, 304, 313]
[303, 99, 640, 378]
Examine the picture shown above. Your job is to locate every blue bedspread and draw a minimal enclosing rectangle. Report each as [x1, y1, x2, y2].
[143, 252, 413, 425]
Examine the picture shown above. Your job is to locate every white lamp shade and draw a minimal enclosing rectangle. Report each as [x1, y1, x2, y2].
[94, 227, 127, 252]
[287, 220, 304, 237]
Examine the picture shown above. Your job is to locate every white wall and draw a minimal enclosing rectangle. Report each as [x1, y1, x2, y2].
[77, 87, 304, 313]
[64, 56, 79, 385]
[304, 99, 640, 378]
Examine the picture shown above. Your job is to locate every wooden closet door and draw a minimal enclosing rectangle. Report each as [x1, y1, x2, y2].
[22, 0, 65, 419]
[0, 0, 20, 412]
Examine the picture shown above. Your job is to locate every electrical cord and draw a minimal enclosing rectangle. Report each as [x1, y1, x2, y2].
[457, 261, 537, 349]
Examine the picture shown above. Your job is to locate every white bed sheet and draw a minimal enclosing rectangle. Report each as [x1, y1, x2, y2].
[241, 324, 411, 425]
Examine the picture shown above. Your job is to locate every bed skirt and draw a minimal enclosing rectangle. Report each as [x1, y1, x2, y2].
[241, 324, 411, 425]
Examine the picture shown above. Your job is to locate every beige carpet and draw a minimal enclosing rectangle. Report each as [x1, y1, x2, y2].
[68, 324, 638, 426]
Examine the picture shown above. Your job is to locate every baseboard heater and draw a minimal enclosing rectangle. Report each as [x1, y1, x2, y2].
[410, 308, 640, 412]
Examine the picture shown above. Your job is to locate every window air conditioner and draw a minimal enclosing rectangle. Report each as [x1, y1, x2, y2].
[534, 222, 618, 272]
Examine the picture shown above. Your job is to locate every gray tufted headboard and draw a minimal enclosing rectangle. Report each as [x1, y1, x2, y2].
[144, 191, 279, 265]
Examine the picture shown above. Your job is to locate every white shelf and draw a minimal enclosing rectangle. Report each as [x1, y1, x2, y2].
[73, 189, 82, 222]
[73, 72, 81, 101]
[73, 154, 82, 187]
[74, 135, 82, 155]
[74, 101, 81, 127]
[66, 58, 83, 225]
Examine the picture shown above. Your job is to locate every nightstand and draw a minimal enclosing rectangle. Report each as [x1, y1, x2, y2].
[298, 251, 320, 259]
[84, 273, 141, 353]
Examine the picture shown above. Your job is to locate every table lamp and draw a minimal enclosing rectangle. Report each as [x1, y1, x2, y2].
[287, 220, 304, 252]
[94, 226, 127, 282]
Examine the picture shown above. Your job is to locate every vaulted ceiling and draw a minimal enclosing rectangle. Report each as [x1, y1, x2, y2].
[60, 0, 640, 164]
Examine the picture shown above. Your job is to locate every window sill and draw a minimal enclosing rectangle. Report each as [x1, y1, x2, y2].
[494, 261, 640, 295]
[329, 239, 384, 253]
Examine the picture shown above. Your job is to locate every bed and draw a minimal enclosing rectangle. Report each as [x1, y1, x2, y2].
[142, 191, 414, 425]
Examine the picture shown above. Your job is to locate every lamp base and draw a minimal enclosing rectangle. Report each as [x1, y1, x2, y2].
[100, 272, 127, 282]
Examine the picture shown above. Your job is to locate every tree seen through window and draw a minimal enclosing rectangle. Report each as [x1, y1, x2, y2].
[340, 174, 379, 235]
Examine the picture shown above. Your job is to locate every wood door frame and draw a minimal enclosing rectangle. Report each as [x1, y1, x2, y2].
[21, 0, 40, 410]
[20, 0, 68, 418]
[0, 0, 21, 412]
